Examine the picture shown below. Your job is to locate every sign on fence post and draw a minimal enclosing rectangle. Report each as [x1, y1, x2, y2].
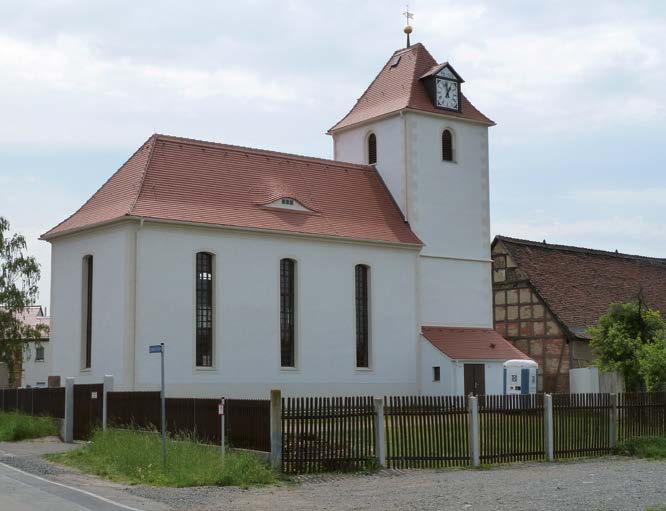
[269, 389, 282, 470]
[544, 394, 554, 462]
[219, 397, 226, 462]
[468, 395, 480, 468]
[149, 343, 166, 467]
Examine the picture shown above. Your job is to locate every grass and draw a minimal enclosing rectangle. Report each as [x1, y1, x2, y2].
[46, 428, 280, 487]
[0, 412, 59, 441]
[618, 436, 666, 460]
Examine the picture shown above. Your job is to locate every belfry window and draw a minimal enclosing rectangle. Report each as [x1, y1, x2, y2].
[367, 133, 377, 165]
[442, 129, 454, 161]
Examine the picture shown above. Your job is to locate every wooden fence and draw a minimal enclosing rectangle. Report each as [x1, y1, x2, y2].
[618, 392, 666, 441]
[479, 394, 544, 464]
[281, 396, 376, 474]
[553, 393, 612, 458]
[0, 387, 65, 418]
[106, 392, 270, 451]
[384, 395, 469, 469]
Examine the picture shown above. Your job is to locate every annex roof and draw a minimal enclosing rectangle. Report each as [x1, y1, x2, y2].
[329, 43, 494, 132]
[422, 326, 531, 361]
[495, 236, 666, 338]
[42, 135, 421, 246]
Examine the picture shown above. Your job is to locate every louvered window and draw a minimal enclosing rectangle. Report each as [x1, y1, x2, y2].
[280, 258, 296, 367]
[355, 264, 370, 368]
[367, 133, 377, 165]
[442, 129, 454, 161]
[196, 252, 213, 367]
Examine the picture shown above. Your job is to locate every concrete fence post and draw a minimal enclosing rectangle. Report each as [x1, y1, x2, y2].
[64, 377, 75, 443]
[374, 397, 386, 468]
[102, 375, 114, 431]
[544, 393, 554, 461]
[609, 393, 618, 449]
[468, 395, 480, 468]
[270, 389, 282, 470]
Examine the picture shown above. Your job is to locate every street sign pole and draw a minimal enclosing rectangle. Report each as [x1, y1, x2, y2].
[160, 342, 166, 468]
[149, 342, 167, 468]
[219, 398, 225, 462]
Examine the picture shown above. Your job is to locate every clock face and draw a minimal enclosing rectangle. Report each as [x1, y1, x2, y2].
[436, 78, 459, 110]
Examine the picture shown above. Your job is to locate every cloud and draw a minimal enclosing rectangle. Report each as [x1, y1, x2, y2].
[568, 188, 666, 206]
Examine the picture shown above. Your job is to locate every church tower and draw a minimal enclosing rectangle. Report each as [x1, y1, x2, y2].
[329, 40, 495, 329]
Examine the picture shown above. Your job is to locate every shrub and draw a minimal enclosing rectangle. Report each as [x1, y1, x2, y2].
[0, 412, 59, 441]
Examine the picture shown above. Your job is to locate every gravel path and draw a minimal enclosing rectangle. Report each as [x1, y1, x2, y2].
[126, 457, 666, 511]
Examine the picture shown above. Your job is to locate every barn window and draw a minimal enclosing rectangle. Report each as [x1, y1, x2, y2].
[442, 129, 454, 161]
[82, 255, 93, 369]
[35, 346, 45, 362]
[367, 133, 377, 165]
[280, 258, 296, 367]
[355, 264, 370, 368]
[196, 252, 214, 367]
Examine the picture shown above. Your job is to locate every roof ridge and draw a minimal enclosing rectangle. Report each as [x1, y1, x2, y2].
[40, 137, 153, 239]
[128, 134, 159, 215]
[496, 235, 666, 263]
[152, 134, 374, 172]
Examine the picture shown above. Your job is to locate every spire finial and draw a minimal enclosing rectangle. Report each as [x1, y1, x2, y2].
[403, 5, 414, 48]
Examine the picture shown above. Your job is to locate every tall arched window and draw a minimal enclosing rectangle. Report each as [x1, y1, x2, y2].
[82, 255, 93, 369]
[355, 264, 370, 368]
[280, 258, 296, 367]
[195, 252, 213, 367]
[442, 129, 454, 161]
[367, 133, 377, 165]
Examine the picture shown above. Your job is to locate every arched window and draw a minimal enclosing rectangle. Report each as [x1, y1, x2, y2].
[367, 133, 377, 165]
[195, 252, 213, 367]
[442, 129, 454, 161]
[82, 255, 93, 369]
[355, 264, 370, 368]
[280, 258, 296, 367]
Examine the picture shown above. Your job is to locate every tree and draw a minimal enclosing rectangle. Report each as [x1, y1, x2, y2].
[638, 332, 666, 391]
[0, 217, 47, 386]
[588, 297, 666, 391]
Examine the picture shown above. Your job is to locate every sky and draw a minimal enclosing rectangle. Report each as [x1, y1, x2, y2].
[1, 0, 665, 310]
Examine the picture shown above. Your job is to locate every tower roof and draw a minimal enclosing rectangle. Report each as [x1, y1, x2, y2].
[329, 43, 494, 133]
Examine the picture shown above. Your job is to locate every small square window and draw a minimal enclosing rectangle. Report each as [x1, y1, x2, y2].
[35, 346, 45, 361]
[433, 366, 440, 382]
[281, 198, 294, 205]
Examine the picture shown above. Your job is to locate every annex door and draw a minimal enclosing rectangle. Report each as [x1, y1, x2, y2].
[464, 364, 486, 396]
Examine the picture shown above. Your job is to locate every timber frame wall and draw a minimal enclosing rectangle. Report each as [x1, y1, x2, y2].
[491, 240, 592, 393]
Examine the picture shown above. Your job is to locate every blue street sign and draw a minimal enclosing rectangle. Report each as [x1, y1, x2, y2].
[149, 345, 163, 354]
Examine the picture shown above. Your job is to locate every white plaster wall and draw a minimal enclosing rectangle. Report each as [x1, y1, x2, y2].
[48, 223, 134, 386]
[21, 341, 52, 387]
[134, 223, 419, 397]
[333, 115, 407, 214]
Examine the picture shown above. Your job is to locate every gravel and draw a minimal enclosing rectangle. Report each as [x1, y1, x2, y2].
[125, 457, 666, 511]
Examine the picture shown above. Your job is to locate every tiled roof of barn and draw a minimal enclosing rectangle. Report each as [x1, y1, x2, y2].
[329, 43, 494, 132]
[42, 135, 421, 246]
[495, 236, 666, 338]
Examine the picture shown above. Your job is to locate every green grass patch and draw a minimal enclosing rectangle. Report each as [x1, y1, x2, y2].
[0, 412, 59, 441]
[618, 436, 666, 460]
[46, 428, 280, 487]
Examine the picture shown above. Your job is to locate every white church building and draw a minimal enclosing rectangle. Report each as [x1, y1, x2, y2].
[42, 42, 531, 398]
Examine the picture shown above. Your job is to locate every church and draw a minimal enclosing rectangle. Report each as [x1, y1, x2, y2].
[41, 36, 531, 397]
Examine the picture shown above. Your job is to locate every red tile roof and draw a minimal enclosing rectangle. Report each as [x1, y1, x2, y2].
[42, 135, 422, 246]
[422, 326, 532, 361]
[495, 236, 666, 337]
[329, 43, 494, 132]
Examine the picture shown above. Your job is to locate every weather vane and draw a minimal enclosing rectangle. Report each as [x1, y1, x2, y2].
[403, 5, 414, 48]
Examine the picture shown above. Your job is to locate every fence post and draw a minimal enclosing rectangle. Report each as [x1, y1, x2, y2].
[544, 393, 554, 461]
[64, 377, 75, 443]
[468, 395, 480, 468]
[270, 389, 282, 470]
[609, 393, 618, 449]
[102, 375, 114, 431]
[374, 397, 386, 467]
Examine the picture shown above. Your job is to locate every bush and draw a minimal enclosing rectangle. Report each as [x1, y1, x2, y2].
[47, 428, 280, 487]
[0, 412, 59, 441]
[618, 436, 666, 460]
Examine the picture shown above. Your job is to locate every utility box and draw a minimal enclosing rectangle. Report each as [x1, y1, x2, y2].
[503, 359, 538, 395]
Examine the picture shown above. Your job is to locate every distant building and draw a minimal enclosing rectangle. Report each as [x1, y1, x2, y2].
[41, 41, 529, 397]
[491, 236, 666, 393]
